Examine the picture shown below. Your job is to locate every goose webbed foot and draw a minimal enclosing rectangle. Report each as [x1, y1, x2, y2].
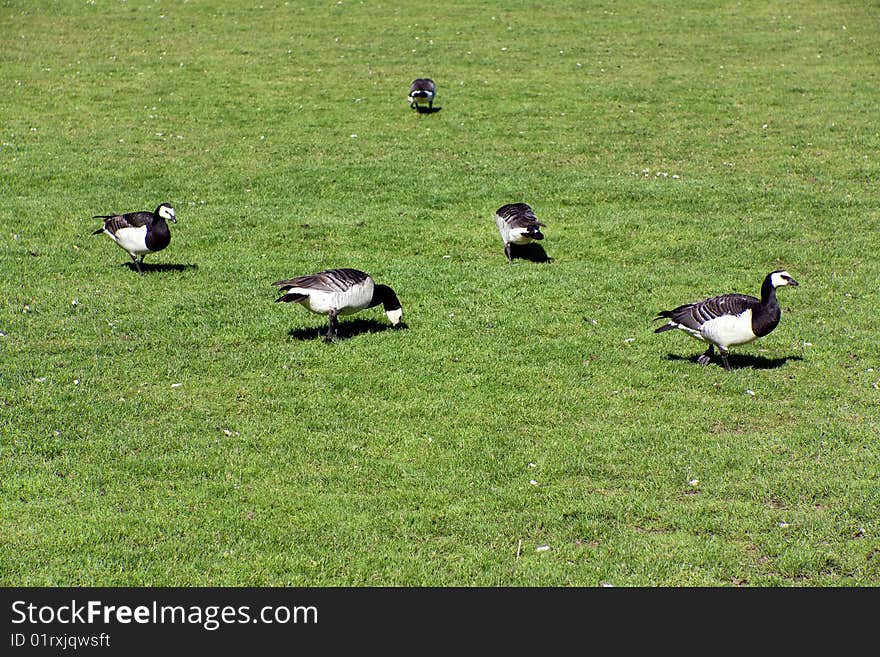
[696, 345, 715, 366]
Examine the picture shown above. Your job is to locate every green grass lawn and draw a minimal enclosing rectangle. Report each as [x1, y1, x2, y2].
[1, 0, 878, 586]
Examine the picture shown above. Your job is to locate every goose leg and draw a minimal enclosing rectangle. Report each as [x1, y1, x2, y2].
[505, 243, 513, 263]
[697, 345, 714, 366]
[719, 348, 732, 371]
[132, 255, 144, 276]
[324, 311, 339, 343]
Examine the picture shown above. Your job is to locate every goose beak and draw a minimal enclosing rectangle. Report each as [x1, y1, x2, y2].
[787, 276, 799, 287]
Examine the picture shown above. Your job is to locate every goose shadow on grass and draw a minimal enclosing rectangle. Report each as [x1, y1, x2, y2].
[509, 242, 553, 263]
[664, 353, 803, 370]
[414, 106, 442, 114]
[122, 262, 198, 275]
[287, 318, 408, 342]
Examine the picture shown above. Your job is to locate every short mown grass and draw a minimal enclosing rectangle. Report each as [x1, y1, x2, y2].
[1, 0, 878, 586]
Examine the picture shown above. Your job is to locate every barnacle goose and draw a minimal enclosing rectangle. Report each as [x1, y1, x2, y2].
[408, 78, 436, 110]
[495, 202, 546, 263]
[92, 202, 176, 275]
[654, 270, 799, 371]
[272, 268, 404, 342]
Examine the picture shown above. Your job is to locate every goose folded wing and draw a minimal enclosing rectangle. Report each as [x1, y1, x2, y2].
[667, 293, 759, 329]
[272, 268, 368, 292]
[99, 212, 151, 234]
[508, 214, 545, 228]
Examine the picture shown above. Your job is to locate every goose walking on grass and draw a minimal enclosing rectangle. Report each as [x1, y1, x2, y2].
[273, 268, 404, 342]
[408, 78, 436, 110]
[92, 202, 176, 275]
[495, 202, 546, 263]
[653, 270, 799, 371]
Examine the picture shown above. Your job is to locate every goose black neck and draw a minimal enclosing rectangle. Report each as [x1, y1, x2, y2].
[760, 274, 779, 307]
[369, 284, 401, 312]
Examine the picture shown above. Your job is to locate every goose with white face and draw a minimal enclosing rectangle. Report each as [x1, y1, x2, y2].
[273, 268, 404, 342]
[92, 202, 176, 275]
[654, 269, 799, 370]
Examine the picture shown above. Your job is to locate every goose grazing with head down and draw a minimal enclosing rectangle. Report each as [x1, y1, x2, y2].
[92, 202, 176, 275]
[408, 78, 436, 110]
[654, 270, 799, 371]
[495, 202, 546, 263]
[273, 268, 404, 342]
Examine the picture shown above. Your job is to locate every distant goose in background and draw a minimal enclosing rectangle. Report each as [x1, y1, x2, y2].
[654, 270, 799, 371]
[495, 202, 546, 263]
[92, 202, 176, 275]
[408, 78, 436, 110]
[273, 268, 404, 342]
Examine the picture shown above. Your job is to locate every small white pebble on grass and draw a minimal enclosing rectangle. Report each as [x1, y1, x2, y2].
[442, 255, 451, 259]
[529, 479, 539, 486]
[803, 341, 812, 347]
[688, 478, 700, 487]
[350, 134, 357, 138]
[0, 331, 5, 337]
[72, 299, 79, 308]
[222, 428, 240, 437]
[73, 379, 80, 385]
[745, 389, 756, 396]
[528, 462, 537, 468]
[600, 581, 614, 587]
[623, 337, 635, 343]
[536, 545, 550, 552]
[171, 382, 183, 388]
[779, 521, 790, 528]
[35, 377, 47, 383]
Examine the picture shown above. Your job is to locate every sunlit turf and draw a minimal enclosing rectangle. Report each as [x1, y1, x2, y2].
[1, 0, 878, 585]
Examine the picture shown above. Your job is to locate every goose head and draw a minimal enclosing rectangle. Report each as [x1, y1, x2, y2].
[157, 203, 177, 224]
[770, 270, 798, 288]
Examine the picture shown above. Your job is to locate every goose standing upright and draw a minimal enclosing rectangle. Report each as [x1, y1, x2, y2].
[408, 78, 436, 110]
[653, 270, 799, 371]
[92, 202, 176, 275]
[494, 202, 546, 263]
[272, 268, 404, 342]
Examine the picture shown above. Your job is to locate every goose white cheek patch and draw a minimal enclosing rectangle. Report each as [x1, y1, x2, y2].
[386, 308, 403, 325]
